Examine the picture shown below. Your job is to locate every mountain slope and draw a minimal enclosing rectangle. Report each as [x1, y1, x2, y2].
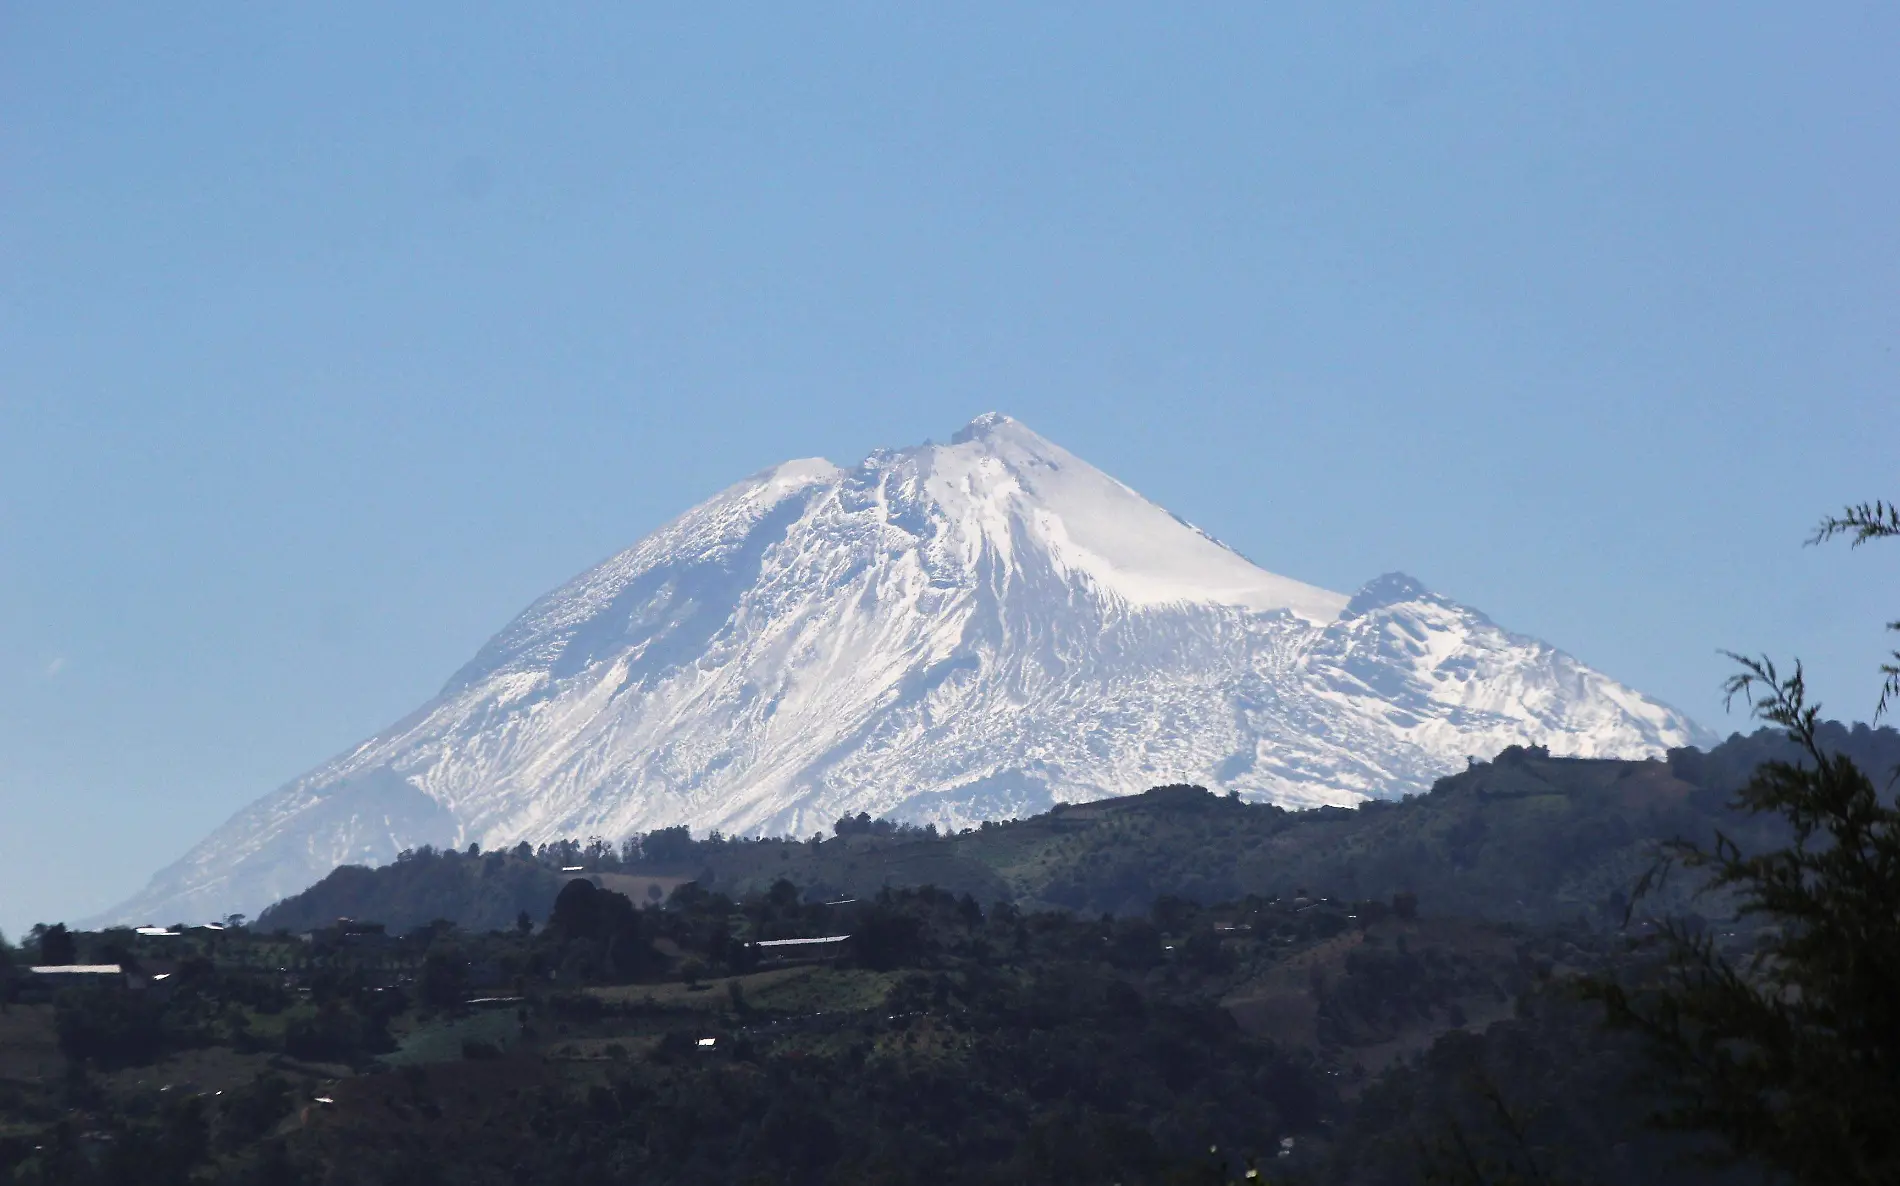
[99, 414, 1710, 924]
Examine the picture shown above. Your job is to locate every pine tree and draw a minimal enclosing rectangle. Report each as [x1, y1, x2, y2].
[1591, 499, 1900, 1185]
[1809, 499, 1900, 717]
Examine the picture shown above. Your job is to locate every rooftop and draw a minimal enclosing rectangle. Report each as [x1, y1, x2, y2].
[752, 935, 850, 948]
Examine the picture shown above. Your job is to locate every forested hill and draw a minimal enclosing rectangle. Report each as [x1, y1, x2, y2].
[14, 722, 1899, 1184]
[255, 849, 565, 936]
[254, 723, 1900, 936]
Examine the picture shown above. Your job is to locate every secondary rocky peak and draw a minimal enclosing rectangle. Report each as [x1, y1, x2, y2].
[1344, 572, 1433, 616]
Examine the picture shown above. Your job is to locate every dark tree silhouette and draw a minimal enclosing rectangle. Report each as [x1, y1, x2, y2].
[545, 879, 658, 979]
[1592, 498, 1900, 1185]
[32, 923, 75, 966]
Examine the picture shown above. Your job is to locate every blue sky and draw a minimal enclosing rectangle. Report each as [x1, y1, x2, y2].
[3, 4, 1896, 935]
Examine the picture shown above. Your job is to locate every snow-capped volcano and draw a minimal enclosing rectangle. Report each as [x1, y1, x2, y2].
[100, 414, 1710, 924]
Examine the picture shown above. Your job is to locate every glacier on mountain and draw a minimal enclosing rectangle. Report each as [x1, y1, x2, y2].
[98, 413, 1712, 925]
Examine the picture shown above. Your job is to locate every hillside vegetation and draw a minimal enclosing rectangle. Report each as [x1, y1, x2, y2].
[3, 868, 1739, 1184]
[8, 722, 1887, 1184]
[259, 723, 1900, 935]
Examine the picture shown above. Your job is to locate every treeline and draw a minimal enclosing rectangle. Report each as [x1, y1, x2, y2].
[252, 809, 959, 937]
[254, 847, 561, 936]
[247, 723, 1900, 944]
[253, 824, 732, 935]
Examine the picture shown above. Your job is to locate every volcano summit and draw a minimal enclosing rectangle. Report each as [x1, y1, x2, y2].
[103, 414, 1709, 924]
